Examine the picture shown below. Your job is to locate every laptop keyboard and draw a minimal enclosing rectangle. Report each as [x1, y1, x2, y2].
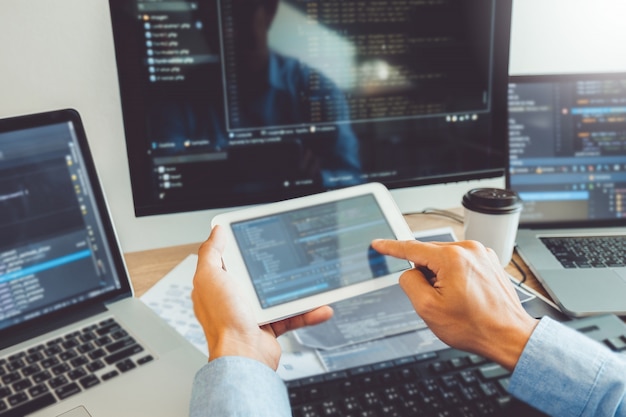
[0, 318, 153, 417]
[286, 314, 626, 417]
[541, 236, 626, 269]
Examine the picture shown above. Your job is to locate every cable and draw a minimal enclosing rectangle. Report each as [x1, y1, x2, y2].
[510, 247, 527, 286]
[403, 207, 464, 224]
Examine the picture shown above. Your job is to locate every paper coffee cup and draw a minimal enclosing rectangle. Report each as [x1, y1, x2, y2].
[462, 188, 522, 266]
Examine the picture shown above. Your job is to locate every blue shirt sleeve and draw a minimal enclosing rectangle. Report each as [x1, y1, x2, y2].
[189, 357, 291, 417]
[509, 316, 626, 416]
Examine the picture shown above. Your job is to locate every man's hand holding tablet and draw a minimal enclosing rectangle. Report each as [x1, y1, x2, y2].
[211, 182, 414, 325]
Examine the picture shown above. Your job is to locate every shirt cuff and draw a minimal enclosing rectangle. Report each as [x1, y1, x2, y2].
[190, 356, 291, 417]
[508, 316, 624, 416]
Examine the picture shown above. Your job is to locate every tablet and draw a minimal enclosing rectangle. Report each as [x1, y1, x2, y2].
[211, 182, 414, 325]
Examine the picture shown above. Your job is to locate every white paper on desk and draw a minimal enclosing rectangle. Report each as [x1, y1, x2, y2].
[316, 327, 449, 373]
[140, 254, 208, 357]
[413, 227, 458, 242]
[278, 334, 326, 380]
[293, 285, 426, 350]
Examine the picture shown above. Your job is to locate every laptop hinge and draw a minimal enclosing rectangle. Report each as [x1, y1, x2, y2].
[1, 303, 108, 350]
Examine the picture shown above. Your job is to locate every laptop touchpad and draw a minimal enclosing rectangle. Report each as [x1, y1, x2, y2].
[615, 269, 626, 283]
[57, 406, 92, 417]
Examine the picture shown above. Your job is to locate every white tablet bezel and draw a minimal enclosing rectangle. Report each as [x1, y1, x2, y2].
[211, 182, 414, 325]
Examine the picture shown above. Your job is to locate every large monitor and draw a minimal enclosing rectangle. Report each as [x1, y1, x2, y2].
[108, 0, 512, 216]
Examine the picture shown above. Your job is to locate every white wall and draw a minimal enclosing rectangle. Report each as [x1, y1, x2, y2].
[511, 0, 626, 75]
[1, 0, 626, 252]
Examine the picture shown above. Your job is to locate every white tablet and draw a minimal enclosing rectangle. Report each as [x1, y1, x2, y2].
[211, 182, 414, 325]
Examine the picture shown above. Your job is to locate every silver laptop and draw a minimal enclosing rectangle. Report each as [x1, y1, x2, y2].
[508, 73, 626, 317]
[0, 109, 206, 417]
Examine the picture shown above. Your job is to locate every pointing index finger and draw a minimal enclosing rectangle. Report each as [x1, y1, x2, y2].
[371, 238, 431, 265]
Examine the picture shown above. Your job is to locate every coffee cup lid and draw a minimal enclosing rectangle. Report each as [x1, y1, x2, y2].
[462, 188, 522, 215]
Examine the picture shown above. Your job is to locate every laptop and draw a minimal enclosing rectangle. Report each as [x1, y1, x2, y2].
[508, 73, 626, 317]
[0, 109, 206, 417]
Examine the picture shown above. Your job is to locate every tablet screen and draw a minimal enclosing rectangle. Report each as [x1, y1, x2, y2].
[231, 194, 410, 308]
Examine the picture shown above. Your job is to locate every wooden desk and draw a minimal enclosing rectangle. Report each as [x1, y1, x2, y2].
[125, 241, 201, 297]
[124, 210, 550, 300]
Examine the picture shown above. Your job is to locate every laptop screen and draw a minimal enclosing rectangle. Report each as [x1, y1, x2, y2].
[0, 111, 126, 333]
[507, 73, 626, 227]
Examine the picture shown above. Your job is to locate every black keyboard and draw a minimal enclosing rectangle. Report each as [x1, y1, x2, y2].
[0, 318, 153, 417]
[541, 236, 626, 269]
[287, 314, 626, 417]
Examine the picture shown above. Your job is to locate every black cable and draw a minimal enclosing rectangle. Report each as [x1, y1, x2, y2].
[510, 247, 527, 286]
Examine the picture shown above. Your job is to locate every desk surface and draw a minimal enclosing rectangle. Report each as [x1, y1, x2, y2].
[124, 209, 551, 301]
